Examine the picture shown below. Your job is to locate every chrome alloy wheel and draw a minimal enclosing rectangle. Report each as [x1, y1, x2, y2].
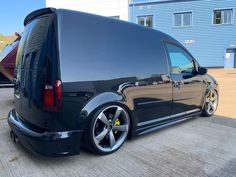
[92, 105, 130, 153]
[205, 90, 218, 115]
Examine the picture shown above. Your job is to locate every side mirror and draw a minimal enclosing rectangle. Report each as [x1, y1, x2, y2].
[198, 67, 207, 75]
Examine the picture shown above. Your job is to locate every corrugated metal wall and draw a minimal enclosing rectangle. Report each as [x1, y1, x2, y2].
[129, 0, 236, 67]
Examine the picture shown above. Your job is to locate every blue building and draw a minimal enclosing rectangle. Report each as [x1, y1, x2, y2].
[129, 0, 236, 67]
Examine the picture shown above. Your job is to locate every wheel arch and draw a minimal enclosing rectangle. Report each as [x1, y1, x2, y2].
[204, 84, 218, 97]
[80, 92, 136, 139]
[201, 82, 219, 112]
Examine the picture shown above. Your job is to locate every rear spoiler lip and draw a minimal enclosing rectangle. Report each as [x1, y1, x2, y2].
[24, 8, 56, 26]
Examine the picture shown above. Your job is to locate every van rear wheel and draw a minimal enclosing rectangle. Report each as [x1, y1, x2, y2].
[87, 105, 130, 154]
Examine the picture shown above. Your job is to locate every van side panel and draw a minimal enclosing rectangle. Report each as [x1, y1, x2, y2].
[56, 9, 172, 130]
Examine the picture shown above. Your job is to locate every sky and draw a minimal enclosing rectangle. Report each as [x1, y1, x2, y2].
[0, 0, 46, 35]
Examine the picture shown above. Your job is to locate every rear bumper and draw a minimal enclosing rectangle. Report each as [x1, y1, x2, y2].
[8, 109, 83, 157]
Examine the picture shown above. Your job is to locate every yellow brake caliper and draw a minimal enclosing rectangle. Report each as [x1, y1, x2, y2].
[114, 118, 120, 134]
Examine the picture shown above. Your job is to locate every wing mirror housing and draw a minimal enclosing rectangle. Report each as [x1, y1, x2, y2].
[198, 66, 207, 75]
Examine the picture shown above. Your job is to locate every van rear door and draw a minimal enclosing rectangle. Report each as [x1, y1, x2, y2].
[14, 13, 58, 129]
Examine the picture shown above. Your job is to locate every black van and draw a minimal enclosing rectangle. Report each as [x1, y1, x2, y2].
[8, 8, 219, 156]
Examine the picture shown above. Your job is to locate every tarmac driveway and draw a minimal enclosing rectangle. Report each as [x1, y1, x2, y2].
[0, 88, 236, 177]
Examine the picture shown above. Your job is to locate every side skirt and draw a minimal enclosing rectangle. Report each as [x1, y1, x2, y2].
[135, 111, 201, 136]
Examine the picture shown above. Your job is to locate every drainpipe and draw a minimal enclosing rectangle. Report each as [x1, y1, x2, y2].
[133, 0, 136, 23]
[130, 0, 135, 23]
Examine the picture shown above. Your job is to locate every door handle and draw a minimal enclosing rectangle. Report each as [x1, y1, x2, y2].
[173, 81, 184, 88]
[173, 81, 179, 88]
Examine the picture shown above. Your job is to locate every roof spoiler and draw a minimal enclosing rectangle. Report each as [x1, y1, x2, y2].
[24, 8, 56, 26]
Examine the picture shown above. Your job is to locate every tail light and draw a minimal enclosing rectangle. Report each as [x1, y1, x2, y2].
[54, 80, 62, 109]
[43, 80, 62, 111]
[43, 84, 54, 110]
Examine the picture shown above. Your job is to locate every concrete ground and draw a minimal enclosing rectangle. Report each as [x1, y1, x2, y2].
[0, 69, 236, 177]
[0, 87, 13, 120]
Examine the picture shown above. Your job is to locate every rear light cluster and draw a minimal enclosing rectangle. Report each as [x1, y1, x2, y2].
[43, 80, 62, 112]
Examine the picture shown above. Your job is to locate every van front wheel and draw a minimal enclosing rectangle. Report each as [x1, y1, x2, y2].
[87, 105, 130, 155]
[202, 89, 218, 117]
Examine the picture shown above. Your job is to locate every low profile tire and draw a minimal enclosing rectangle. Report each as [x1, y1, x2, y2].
[87, 105, 130, 155]
[202, 89, 218, 117]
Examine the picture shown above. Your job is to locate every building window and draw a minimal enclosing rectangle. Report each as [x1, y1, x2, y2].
[213, 9, 233, 24]
[110, 16, 120, 20]
[174, 12, 192, 27]
[137, 16, 153, 28]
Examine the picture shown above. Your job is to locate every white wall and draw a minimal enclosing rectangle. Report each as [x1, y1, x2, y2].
[46, 0, 129, 21]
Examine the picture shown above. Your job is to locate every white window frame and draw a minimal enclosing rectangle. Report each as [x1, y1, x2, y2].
[137, 15, 154, 28]
[213, 8, 234, 25]
[173, 11, 193, 28]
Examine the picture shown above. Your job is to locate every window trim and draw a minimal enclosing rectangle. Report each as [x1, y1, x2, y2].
[173, 11, 193, 28]
[137, 14, 154, 28]
[163, 41, 197, 74]
[212, 8, 234, 26]
[110, 16, 120, 20]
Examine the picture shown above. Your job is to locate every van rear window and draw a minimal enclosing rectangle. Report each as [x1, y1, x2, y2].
[16, 15, 53, 71]
[15, 15, 54, 102]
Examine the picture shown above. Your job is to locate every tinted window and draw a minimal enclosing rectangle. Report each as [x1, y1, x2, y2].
[15, 15, 54, 101]
[16, 15, 53, 71]
[166, 43, 194, 74]
[57, 10, 168, 82]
